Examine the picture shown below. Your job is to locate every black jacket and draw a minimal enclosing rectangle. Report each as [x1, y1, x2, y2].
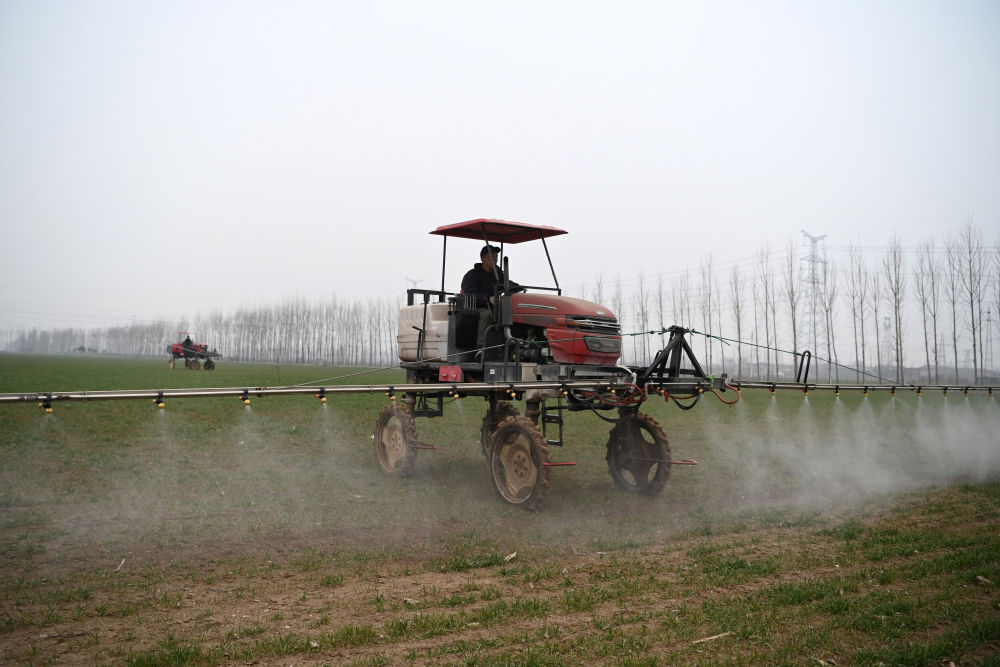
[461, 263, 517, 305]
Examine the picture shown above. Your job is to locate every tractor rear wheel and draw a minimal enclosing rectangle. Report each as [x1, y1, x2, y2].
[204, 359, 215, 370]
[373, 403, 418, 476]
[489, 416, 551, 510]
[605, 412, 671, 495]
[480, 401, 520, 458]
[188, 359, 201, 370]
[168, 358, 175, 369]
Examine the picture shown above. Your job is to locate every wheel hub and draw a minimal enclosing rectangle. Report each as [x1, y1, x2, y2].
[381, 419, 407, 467]
[499, 442, 537, 494]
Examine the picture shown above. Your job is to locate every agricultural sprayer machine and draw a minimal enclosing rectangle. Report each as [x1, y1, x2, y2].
[378, 218, 734, 509]
[167, 333, 221, 370]
[2, 219, 995, 510]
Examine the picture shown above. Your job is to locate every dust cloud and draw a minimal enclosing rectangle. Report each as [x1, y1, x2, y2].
[699, 392, 1000, 515]
[9, 391, 999, 564]
[25, 403, 394, 558]
[52, 398, 509, 558]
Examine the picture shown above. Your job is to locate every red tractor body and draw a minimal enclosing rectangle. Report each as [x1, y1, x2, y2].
[167, 342, 210, 358]
[167, 335, 220, 370]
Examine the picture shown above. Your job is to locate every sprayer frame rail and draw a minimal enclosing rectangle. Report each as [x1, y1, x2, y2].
[732, 381, 995, 395]
[0, 378, 725, 405]
[3, 379, 996, 406]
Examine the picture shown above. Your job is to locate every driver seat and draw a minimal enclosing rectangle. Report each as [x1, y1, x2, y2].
[450, 293, 480, 356]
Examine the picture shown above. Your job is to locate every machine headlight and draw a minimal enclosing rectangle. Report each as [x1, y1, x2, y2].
[583, 336, 621, 353]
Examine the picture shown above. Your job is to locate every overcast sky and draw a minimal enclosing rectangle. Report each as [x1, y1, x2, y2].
[1, 0, 998, 331]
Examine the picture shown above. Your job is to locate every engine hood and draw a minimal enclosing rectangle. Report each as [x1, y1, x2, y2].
[509, 292, 621, 364]
[510, 293, 615, 319]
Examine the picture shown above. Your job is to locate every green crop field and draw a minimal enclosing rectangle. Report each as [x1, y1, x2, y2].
[1, 353, 998, 665]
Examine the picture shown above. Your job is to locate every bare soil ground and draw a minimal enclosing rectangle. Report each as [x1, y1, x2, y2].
[4, 484, 999, 666]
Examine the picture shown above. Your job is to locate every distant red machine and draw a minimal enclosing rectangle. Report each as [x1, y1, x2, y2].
[167, 333, 220, 370]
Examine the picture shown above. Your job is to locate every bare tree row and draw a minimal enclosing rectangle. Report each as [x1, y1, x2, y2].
[5, 222, 997, 384]
[596, 221, 998, 384]
[3, 296, 402, 368]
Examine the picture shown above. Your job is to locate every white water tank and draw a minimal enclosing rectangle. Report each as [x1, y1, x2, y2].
[396, 303, 450, 362]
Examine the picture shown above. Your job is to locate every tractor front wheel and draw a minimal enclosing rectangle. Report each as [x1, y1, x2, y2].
[204, 359, 215, 370]
[480, 401, 520, 458]
[188, 358, 201, 370]
[373, 403, 418, 476]
[489, 416, 551, 510]
[605, 412, 671, 495]
[168, 358, 175, 369]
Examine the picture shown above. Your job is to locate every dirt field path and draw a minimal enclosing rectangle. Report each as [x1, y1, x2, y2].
[3, 484, 999, 665]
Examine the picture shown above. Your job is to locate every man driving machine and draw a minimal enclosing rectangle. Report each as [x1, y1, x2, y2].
[460, 244, 520, 354]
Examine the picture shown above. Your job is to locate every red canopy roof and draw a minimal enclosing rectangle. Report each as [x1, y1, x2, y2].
[430, 218, 567, 244]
